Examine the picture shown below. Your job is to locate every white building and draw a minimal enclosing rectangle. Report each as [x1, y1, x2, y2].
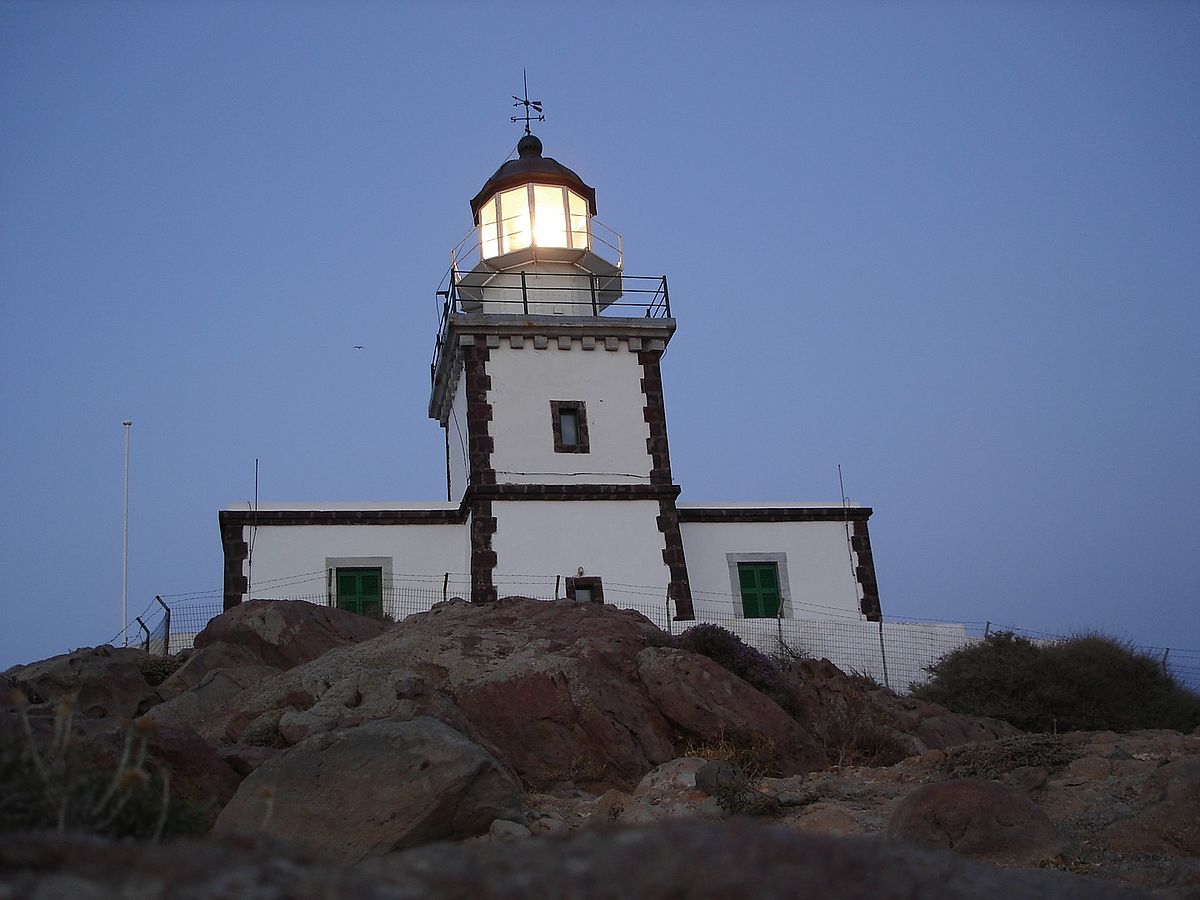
[219, 131, 900, 664]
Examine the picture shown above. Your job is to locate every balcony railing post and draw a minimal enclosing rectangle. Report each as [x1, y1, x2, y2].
[590, 273, 598, 316]
[662, 276, 671, 318]
[521, 271, 528, 314]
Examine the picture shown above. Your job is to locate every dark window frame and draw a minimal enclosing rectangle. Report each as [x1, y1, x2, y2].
[566, 576, 604, 604]
[550, 400, 590, 453]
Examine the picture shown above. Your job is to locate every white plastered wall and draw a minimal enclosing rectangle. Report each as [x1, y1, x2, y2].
[490, 500, 668, 601]
[242, 520, 469, 602]
[487, 342, 652, 485]
[679, 519, 864, 620]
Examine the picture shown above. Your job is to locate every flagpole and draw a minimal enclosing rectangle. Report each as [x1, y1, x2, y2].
[122, 420, 132, 646]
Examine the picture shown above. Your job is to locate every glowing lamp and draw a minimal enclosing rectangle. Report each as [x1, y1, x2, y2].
[471, 134, 597, 262]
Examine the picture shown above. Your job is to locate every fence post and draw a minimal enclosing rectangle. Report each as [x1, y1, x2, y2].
[442, 573, 449, 604]
[1162, 648, 1170, 676]
[135, 617, 150, 653]
[665, 592, 673, 636]
[983, 621, 991, 639]
[877, 619, 891, 690]
[555, 574, 561, 600]
[155, 595, 170, 656]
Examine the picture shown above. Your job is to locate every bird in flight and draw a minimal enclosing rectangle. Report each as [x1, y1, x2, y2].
[353, 345, 365, 350]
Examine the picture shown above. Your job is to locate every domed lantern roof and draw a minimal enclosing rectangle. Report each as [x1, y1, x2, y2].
[469, 134, 603, 263]
[471, 134, 597, 219]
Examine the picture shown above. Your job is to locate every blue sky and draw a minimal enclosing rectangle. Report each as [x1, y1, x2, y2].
[2, 2, 1197, 669]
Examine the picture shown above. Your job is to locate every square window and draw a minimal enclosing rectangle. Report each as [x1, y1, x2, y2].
[737, 562, 781, 618]
[336, 566, 383, 617]
[550, 400, 590, 453]
[566, 576, 604, 604]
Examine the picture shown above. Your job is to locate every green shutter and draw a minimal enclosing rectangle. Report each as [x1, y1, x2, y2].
[737, 562, 781, 618]
[336, 567, 383, 617]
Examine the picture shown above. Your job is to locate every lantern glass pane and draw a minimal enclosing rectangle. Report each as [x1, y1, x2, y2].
[498, 187, 530, 253]
[533, 184, 568, 248]
[479, 197, 499, 259]
[568, 191, 589, 249]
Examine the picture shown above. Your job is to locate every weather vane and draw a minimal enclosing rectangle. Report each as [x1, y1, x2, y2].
[510, 68, 544, 135]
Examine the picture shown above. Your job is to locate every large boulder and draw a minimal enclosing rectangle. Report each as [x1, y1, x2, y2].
[88, 722, 242, 829]
[782, 657, 1019, 763]
[638, 647, 825, 773]
[887, 778, 1066, 865]
[206, 598, 827, 789]
[5, 645, 162, 720]
[161, 600, 389, 695]
[214, 717, 523, 863]
[1102, 757, 1200, 856]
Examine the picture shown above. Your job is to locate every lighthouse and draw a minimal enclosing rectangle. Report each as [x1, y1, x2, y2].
[218, 107, 891, 672]
[429, 128, 695, 616]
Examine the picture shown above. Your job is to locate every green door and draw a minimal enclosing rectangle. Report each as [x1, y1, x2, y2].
[737, 562, 781, 618]
[336, 567, 383, 617]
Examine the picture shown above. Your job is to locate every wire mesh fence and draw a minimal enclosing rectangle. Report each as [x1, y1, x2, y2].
[112, 573, 1200, 697]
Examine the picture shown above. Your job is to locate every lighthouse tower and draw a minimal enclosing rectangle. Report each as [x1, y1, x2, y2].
[428, 130, 695, 617]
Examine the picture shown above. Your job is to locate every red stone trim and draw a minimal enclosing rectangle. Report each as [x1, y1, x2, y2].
[677, 507, 873, 523]
[565, 576, 604, 603]
[852, 520, 882, 621]
[463, 344, 496, 602]
[637, 347, 694, 620]
[466, 483, 680, 502]
[469, 498, 498, 604]
[656, 499, 695, 620]
[638, 350, 674, 486]
[549, 400, 590, 453]
[219, 509, 465, 526]
[219, 517, 248, 611]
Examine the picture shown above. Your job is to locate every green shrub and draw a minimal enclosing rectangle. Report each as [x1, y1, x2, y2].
[913, 631, 1200, 733]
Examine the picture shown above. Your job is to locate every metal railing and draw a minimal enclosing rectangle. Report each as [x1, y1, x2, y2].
[430, 270, 670, 387]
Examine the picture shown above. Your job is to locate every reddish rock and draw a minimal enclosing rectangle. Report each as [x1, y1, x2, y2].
[215, 717, 523, 863]
[1103, 758, 1200, 856]
[887, 778, 1066, 865]
[781, 657, 1019, 765]
[638, 648, 826, 774]
[89, 722, 241, 826]
[6, 645, 162, 720]
[203, 598, 824, 790]
[147, 664, 280, 738]
[188, 599, 389, 672]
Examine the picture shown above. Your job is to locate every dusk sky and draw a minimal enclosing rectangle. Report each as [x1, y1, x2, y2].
[2, 2, 1197, 671]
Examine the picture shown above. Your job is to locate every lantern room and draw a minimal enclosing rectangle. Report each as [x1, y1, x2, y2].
[470, 133, 598, 260]
[451, 133, 624, 315]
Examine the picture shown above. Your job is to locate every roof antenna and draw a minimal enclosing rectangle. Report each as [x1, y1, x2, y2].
[511, 68, 545, 135]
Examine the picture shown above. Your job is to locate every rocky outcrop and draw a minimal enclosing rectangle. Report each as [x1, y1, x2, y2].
[887, 778, 1066, 865]
[215, 718, 523, 863]
[782, 657, 1020, 764]
[5, 598, 1197, 895]
[207, 599, 829, 789]
[1102, 757, 1200, 856]
[0, 821, 1148, 899]
[6, 645, 163, 719]
[189, 599, 390, 673]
